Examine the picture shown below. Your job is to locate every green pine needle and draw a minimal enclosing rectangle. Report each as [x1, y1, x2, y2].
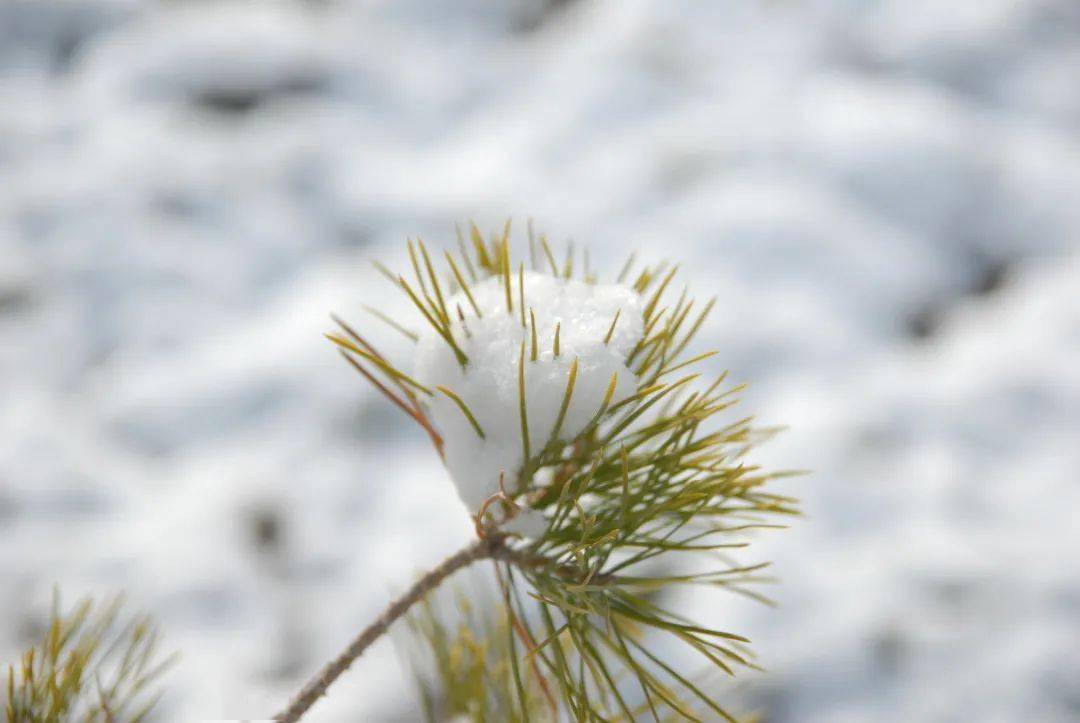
[603, 308, 621, 345]
[436, 386, 486, 439]
[518, 341, 531, 463]
[548, 358, 578, 446]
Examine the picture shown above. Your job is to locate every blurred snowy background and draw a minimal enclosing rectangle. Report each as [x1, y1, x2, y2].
[2, 0, 1080, 720]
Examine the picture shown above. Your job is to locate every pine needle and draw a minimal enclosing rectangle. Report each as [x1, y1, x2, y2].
[455, 223, 478, 282]
[603, 308, 621, 345]
[343, 351, 444, 454]
[539, 235, 559, 276]
[418, 239, 450, 324]
[436, 386, 486, 439]
[518, 262, 527, 327]
[372, 259, 400, 286]
[530, 308, 539, 362]
[444, 251, 482, 317]
[407, 239, 430, 300]
[470, 222, 494, 272]
[397, 275, 469, 367]
[518, 341, 531, 463]
[549, 357, 578, 444]
[326, 333, 434, 395]
[503, 240, 514, 315]
[361, 305, 419, 342]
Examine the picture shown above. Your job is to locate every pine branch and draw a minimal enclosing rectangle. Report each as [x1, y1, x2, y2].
[274, 533, 627, 722]
[275, 535, 504, 722]
[284, 222, 799, 721]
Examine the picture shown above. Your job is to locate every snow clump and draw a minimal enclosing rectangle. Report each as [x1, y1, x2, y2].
[413, 271, 643, 524]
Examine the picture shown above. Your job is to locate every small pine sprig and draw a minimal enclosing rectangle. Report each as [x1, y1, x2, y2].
[4, 592, 175, 723]
[278, 221, 799, 723]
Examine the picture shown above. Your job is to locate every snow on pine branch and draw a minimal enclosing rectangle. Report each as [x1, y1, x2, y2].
[415, 271, 643, 522]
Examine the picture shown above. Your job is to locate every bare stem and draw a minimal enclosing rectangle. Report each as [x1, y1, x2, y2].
[273, 533, 611, 722]
[274, 536, 499, 722]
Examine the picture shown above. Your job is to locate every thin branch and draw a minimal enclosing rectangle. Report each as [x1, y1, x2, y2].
[275, 536, 502, 722]
[273, 534, 617, 722]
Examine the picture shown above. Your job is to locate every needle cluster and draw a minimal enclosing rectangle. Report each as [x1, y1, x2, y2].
[328, 221, 798, 721]
[4, 594, 174, 723]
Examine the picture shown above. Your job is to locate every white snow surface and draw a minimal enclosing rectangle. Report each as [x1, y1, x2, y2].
[2, 1, 1080, 721]
[414, 272, 641, 514]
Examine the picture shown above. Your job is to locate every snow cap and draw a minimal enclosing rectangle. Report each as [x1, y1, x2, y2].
[414, 271, 643, 519]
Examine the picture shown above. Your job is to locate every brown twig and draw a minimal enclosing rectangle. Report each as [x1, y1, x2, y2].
[274, 536, 503, 722]
[273, 534, 612, 722]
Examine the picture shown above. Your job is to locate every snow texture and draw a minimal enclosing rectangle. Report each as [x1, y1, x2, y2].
[414, 272, 641, 515]
[2, 0, 1080, 721]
